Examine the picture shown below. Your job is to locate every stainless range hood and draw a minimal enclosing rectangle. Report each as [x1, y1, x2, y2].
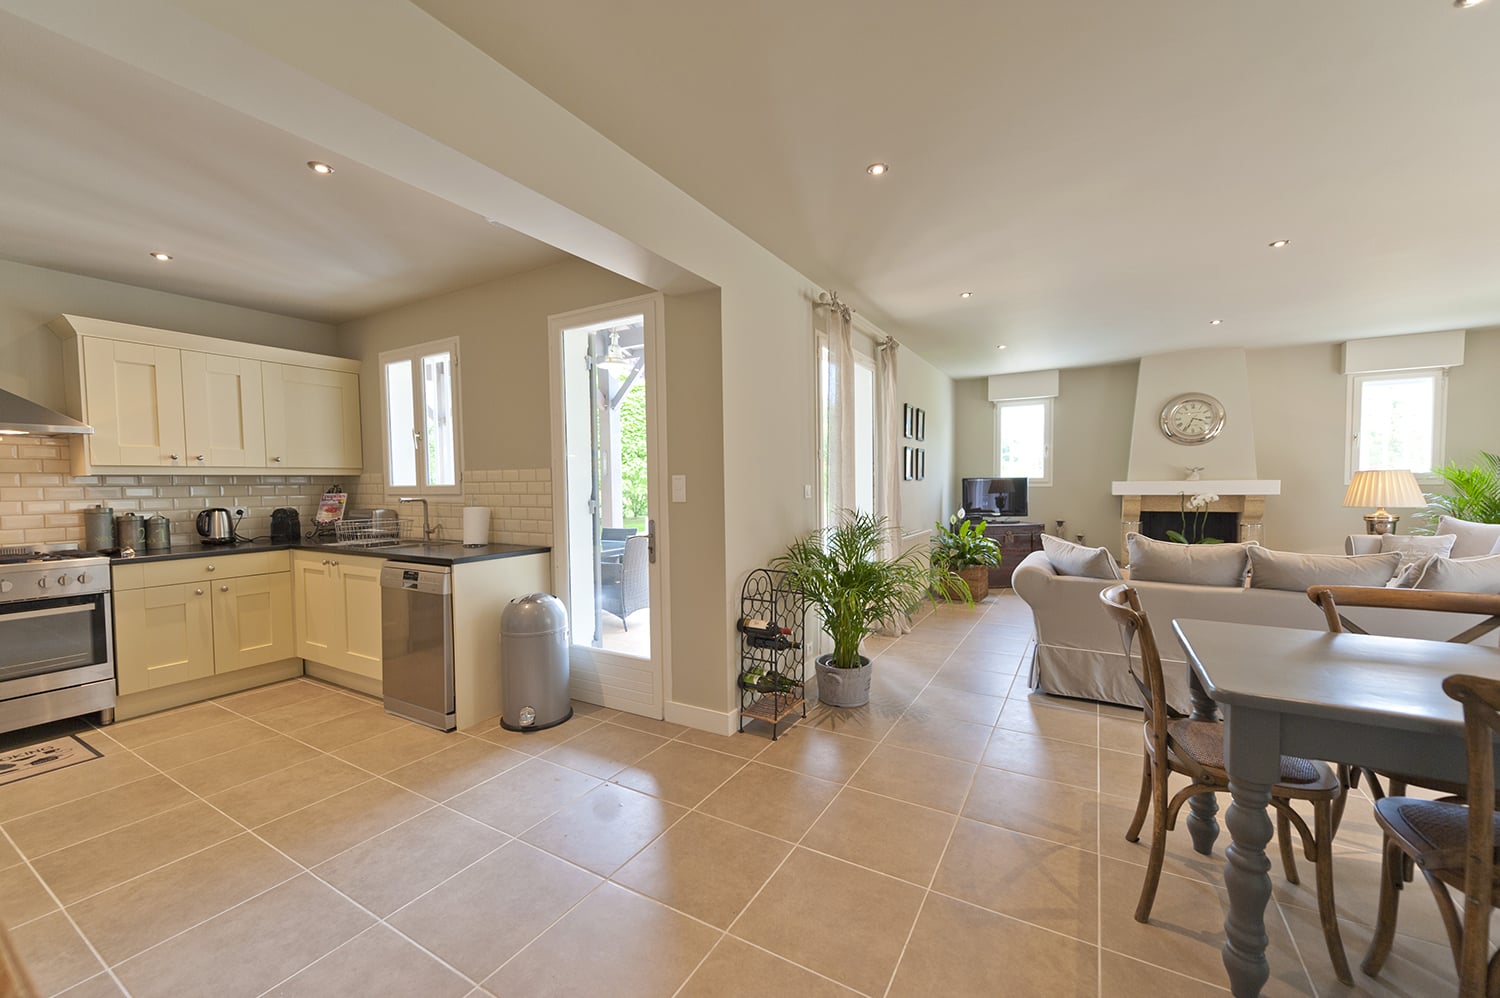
[0, 388, 92, 436]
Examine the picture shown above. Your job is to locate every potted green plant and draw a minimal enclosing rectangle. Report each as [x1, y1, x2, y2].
[772, 509, 961, 707]
[930, 508, 1001, 601]
[1418, 452, 1500, 526]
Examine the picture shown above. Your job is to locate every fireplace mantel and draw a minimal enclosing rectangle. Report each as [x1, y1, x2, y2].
[1111, 480, 1281, 496]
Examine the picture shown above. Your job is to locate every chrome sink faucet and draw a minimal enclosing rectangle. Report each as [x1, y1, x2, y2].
[398, 497, 437, 541]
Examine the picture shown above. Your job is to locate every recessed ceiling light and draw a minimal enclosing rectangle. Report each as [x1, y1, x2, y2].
[307, 161, 335, 175]
[1209, 319, 1223, 325]
[1268, 239, 1290, 249]
[996, 344, 1007, 350]
[960, 291, 973, 299]
[866, 162, 889, 176]
[1455, 0, 1486, 8]
[149, 252, 172, 262]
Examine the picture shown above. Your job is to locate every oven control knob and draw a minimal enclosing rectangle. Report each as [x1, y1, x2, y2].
[78, 573, 88, 584]
[57, 575, 70, 587]
[0, 580, 10, 593]
[37, 577, 47, 589]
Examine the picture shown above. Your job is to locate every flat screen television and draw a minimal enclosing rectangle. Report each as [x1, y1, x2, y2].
[961, 477, 1029, 518]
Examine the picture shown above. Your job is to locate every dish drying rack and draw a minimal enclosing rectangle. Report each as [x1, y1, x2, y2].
[324, 517, 419, 548]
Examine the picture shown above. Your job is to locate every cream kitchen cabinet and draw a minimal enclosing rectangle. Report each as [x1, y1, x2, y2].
[113, 551, 296, 708]
[51, 314, 361, 476]
[292, 551, 383, 688]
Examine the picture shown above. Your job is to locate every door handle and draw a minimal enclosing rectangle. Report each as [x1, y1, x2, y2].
[647, 519, 656, 564]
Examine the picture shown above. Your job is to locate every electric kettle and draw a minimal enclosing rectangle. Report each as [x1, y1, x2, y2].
[197, 507, 235, 545]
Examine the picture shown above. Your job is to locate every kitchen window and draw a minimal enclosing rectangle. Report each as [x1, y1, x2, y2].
[1348, 368, 1445, 479]
[381, 338, 462, 495]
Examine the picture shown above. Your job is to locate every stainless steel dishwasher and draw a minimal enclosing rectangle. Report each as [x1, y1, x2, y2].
[380, 561, 456, 731]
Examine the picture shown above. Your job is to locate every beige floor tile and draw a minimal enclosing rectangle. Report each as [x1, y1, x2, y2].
[1100, 712, 1145, 753]
[32, 800, 241, 904]
[8, 911, 105, 995]
[129, 716, 280, 770]
[606, 712, 689, 738]
[54, 972, 127, 997]
[1097, 951, 1228, 998]
[1016, 688, 1099, 714]
[612, 811, 791, 928]
[906, 683, 1006, 726]
[288, 706, 411, 752]
[963, 766, 1100, 850]
[846, 743, 978, 813]
[888, 893, 1097, 998]
[565, 700, 619, 720]
[105, 702, 240, 748]
[698, 763, 841, 841]
[485, 881, 719, 998]
[885, 713, 995, 763]
[803, 787, 957, 886]
[205, 754, 369, 827]
[1100, 744, 1145, 793]
[948, 638, 1032, 667]
[866, 668, 928, 709]
[67, 833, 301, 965]
[313, 806, 506, 916]
[673, 727, 769, 760]
[113, 874, 373, 998]
[799, 699, 904, 740]
[925, 662, 1016, 697]
[1098, 790, 1240, 889]
[750, 726, 874, 784]
[879, 638, 959, 665]
[540, 722, 669, 779]
[470, 714, 599, 755]
[384, 736, 526, 802]
[0, 752, 157, 823]
[0, 833, 20, 870]
[389, 840, 600, 980]
[1279, 903, 1458, 996]
[932, 818, 1099, 942]
[254, 778, 433, 866]
[252, 692, 372, 733]
[996, 696, 1102, 745]
[613, 741, 747, 806]
[216, 679, 338, 717]
[5, 773, 192, 857]
[1098, 857, 1314, 996]
[982, 727, 1101, 790]
[521, 782, 685, 875]
[167, 734, 319, 796]
[0, 862, 57, 928]
[732, 848, 924, 996]
[329, 723, 457, 774]
[265, 923, 472, 997]
[679, 936, 859, 997]
[446, 757, 602, 835]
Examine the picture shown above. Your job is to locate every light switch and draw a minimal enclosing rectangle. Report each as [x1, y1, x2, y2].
[804, 484, 813, 499]
[671, 474, 687, 503]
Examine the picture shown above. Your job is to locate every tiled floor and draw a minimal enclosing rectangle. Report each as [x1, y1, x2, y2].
[0, 593, 1471, 996]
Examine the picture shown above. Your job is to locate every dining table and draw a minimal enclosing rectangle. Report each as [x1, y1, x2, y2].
[1171, 618, 1500, 997]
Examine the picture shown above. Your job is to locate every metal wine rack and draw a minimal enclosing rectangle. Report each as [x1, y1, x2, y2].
[738, 568, 807, 739]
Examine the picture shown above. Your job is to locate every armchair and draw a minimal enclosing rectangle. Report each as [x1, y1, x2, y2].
[601, 534, 650, 629]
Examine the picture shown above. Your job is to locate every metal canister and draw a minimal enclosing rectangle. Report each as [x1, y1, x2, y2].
[144, 515, 171, 552]
[82, 505, 115, 552]
[115, 512, 145, 553]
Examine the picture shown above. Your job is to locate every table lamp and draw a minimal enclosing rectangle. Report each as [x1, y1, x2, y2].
[1343, 469, 1426, 535]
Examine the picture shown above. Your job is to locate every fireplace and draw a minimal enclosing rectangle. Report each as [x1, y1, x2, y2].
[1111, 479, 1280, 565]
[1139, 510, 1240, 545]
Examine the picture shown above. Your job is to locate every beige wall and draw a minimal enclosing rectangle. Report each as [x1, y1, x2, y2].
[0, 258, 338, 413]
[1128, 348, 1259, 480]
[897, 345, 956, 537]
[336, 257, 649, 471]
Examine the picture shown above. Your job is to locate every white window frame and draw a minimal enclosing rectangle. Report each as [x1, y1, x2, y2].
[993, 397, 1053, 487]
[1345, 368, 1446, 484]
[380, 337, 464, 497]
[814, 332, 878, 529]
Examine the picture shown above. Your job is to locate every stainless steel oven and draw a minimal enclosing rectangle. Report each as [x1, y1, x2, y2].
[0, 547, 114, 735]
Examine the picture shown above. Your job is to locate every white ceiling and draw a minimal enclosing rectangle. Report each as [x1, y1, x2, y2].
[1, 3, 1497, 376]
[0, 11, 565, 326]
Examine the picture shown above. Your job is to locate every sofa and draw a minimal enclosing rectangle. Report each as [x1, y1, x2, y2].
[1012, 530, 1500, 714]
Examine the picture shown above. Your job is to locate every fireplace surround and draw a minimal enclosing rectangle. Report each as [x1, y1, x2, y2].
[1112, 479, 1280, 565]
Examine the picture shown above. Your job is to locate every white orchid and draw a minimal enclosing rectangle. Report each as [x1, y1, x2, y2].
[1186, 493, 1220, 510]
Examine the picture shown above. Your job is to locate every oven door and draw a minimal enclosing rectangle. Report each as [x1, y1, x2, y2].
[0, 592, 114, 698]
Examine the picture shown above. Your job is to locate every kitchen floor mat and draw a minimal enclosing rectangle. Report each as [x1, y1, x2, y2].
[0, 734, 102, 787]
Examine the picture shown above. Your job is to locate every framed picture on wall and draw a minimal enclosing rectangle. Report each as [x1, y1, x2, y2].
[917, 448, 926, 481]
[903, 446, 914, 481]
[915, 408, 925, 441]
[903, 403, 913, 439]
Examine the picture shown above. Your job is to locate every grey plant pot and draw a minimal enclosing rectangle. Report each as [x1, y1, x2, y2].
[815, 654, 872, 708]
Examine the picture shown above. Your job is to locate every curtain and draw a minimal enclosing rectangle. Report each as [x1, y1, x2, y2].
[875, 335, 912, 635]
[823, 305, 856, 524]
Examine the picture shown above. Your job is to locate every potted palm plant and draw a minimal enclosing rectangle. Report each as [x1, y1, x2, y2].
[930, 508, 1002, 601]
[772, 509, 961, 707]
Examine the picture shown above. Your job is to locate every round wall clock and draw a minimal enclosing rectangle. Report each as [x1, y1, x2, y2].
[1159, 393, 1226, 445]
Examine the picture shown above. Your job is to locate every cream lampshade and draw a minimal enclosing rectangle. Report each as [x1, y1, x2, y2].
[1343, 469, 1426, 535]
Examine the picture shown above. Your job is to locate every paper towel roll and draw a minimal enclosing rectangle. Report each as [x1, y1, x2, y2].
[462, 507, 491, 547]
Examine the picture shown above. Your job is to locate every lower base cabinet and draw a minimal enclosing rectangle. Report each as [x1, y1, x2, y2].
[292, 551, 383, 683]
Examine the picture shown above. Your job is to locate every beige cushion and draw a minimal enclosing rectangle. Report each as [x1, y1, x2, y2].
[1040, 534, 1121, 580]
[1380, 533, 1456, 569]
[1126, 533, 1253, 588]
[1388, 557, 1431, 588]
[1247, 547, 1402, 592]
[1414, 553, 1500, 594]
[1438, 516, 1500, 559]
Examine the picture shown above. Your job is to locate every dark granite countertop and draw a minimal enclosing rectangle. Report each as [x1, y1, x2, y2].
[111, 538, 549, 567]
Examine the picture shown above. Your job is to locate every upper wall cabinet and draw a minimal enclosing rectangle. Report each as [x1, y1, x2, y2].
[50, 315, 362, 476]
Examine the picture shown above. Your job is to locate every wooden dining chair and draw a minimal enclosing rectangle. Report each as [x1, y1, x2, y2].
[1308, 586, 1500, 819]
[1362, 673, 1500, 996]
[1100, 584, 1351, 983]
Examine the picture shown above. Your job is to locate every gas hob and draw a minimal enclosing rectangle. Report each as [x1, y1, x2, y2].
[0, 545, 110, 602]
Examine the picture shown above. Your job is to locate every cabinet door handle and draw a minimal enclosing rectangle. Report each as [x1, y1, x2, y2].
[329, 560, 339, 567]
[195, 455, 205, 462]
[168, 454, 179, 461]
[206, 565, 215, 573]
[221, 585, 229, 593]
[195, 588, 204, 596]
[272, 456, 283, 463]
[321, 559, 329, 566]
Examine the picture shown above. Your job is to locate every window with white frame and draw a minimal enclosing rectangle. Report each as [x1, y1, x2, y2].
[816, 337, 876, 525]
[381, 338, 462, 495]
[1348, 368, 1445, 477]
[994, 398, 1052, 485]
